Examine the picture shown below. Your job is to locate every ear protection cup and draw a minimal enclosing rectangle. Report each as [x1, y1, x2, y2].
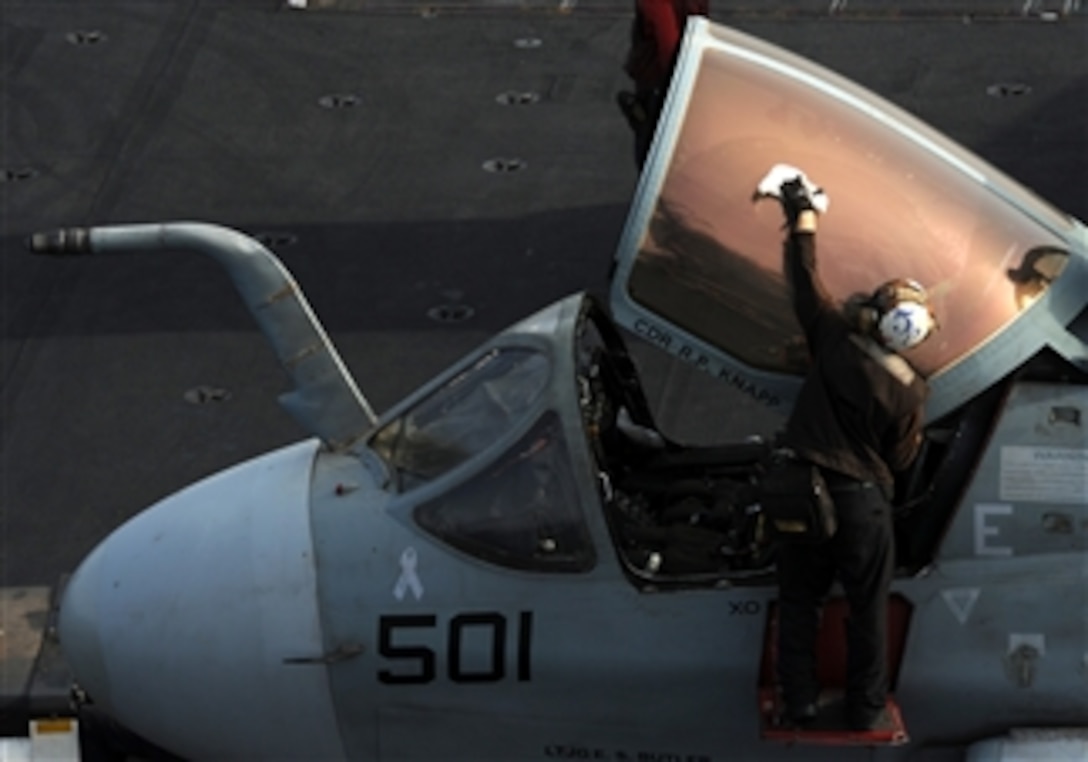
[867, 278, 938, 351]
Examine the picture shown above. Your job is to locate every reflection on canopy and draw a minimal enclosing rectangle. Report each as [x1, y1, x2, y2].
[629, 40, 1072, 378]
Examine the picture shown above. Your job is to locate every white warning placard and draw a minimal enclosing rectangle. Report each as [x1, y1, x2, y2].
[1000, 446, 1088, 505]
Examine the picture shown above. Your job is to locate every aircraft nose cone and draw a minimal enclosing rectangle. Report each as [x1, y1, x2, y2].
[57, 546, 115, 706]
[58, 441, 345, 760]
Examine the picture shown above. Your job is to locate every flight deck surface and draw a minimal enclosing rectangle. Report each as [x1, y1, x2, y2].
[2, 0, 1086, 588]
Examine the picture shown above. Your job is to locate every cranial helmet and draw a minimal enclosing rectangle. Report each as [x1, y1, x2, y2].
[869, 278, 938, 351]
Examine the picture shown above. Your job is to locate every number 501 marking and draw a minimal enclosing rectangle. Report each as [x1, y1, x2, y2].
[378, 611, 533, 685]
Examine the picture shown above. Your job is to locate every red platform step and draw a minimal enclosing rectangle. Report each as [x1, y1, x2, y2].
[758, 596, 913, 746]
[759, 688, 909, 746]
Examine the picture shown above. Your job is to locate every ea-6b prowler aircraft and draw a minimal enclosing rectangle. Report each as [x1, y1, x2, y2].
[32, 18, 1087, 762]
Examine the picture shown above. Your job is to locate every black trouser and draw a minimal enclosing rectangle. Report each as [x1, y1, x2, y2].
[775, 482, 894, 717]
[632, 86, 664, 169]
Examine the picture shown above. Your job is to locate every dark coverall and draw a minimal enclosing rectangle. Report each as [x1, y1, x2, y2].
[776, 228, 929, 727]
[623, 0, 708, 168]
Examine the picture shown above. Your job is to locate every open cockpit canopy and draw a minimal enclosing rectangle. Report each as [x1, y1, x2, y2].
[610, 19, 1087, 421]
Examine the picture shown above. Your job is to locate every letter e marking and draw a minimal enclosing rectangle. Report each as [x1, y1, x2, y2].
[974, 503, 1013, 557]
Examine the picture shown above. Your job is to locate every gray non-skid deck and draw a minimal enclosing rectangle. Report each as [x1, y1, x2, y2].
[2, 1, 1085, 586]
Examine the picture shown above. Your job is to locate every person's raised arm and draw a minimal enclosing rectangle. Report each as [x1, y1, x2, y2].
[780, 182, 835, 338]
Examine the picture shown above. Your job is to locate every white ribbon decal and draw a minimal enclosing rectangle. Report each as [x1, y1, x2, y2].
[393, 547, 424, 601]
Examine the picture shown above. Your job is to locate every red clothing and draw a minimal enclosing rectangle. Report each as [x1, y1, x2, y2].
[624, 0, 709, 90]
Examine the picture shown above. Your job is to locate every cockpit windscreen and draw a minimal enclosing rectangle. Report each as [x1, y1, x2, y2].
[372, 348, 550, 489]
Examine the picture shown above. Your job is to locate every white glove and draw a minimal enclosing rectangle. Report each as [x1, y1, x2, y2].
[755, 164, 830, 214]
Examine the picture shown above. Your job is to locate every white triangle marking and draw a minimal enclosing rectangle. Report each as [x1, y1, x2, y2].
[941, 588, 980, 625]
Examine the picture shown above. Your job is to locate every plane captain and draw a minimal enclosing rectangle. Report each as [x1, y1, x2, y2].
[764, 169, 937, 731]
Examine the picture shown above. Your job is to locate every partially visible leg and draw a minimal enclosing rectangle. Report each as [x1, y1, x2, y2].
[632, 87, 663, 169]
[776, 540, 835, 720]
[832, 489, 894, 728]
